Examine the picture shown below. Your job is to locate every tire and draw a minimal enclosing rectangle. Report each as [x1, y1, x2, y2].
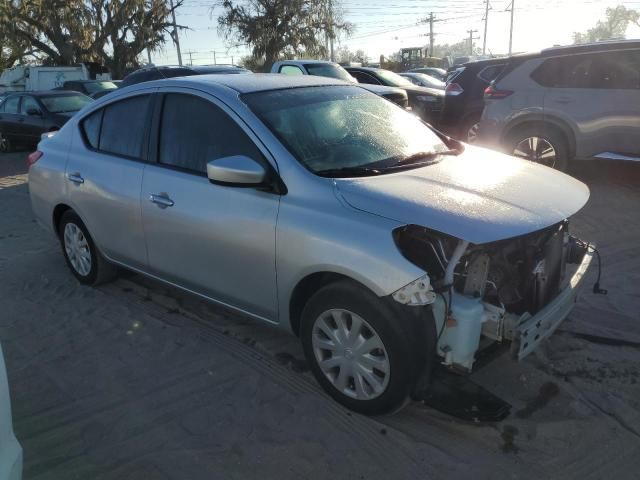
[506, 124, 569, 171]
[58, 210, 117, 285]
[300, 280, 427, 415]
[462, 115, 482, 144]
[0, 130, 12, 153]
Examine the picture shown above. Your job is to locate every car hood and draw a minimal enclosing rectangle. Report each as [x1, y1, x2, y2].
[334, 146, 590, 244]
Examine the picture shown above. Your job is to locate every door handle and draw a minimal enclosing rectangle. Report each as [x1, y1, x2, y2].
[67, 173, 84, 184]
[149, 193, 174, 208]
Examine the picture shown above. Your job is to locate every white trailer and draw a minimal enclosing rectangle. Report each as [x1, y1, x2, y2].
[0, 64, 109, 93]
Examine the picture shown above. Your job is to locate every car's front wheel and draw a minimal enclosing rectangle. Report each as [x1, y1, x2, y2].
[300, 280, 418, 415]
[0, 130, 11, 153]
[59, 210, 116, 285]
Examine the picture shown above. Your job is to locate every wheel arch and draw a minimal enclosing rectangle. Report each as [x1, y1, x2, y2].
[502, 114, 576, 158]
[52, 203, 73, 235]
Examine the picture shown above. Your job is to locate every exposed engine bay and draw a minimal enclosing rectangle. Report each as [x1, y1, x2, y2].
[393, 221, 595, 372]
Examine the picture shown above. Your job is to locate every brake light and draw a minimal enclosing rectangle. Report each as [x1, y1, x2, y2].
[484, 85, 513, 99]
[445, 83, 464, 95]
[27, 150, 43, 167]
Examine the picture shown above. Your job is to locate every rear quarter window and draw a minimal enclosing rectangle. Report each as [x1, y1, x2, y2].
[477, 64, 505, 83]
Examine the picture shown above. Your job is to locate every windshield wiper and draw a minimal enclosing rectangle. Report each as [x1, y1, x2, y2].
[315, 166, 382, 178]
[393, 149, 460, 166]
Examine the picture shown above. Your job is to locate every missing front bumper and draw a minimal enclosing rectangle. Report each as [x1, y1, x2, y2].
[510, 247, 594, 360]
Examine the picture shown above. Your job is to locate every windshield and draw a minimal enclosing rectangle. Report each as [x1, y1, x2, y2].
[84, 81, 118, 94]
[244, 86, 448, 176]
[304, 63, 355, 82]
[376, 70, 414, 87]
[41, 94, 92, 113]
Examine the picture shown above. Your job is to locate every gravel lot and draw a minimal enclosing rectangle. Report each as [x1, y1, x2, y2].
[1, 150, 639, 479]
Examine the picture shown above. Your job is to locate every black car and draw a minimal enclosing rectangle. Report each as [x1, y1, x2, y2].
[344, 66, 444, 124]
[0, 91, 92, 152]
[440, 58, 507, 142]
[121, 64, 251, 87]
[57, 80, 119, 99]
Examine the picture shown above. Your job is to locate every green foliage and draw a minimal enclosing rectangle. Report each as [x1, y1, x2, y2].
[573, 5, 639, 44]
[217, 0, 353, 72]
[336, 46, 368, 65]
[0, 0, 183, 78]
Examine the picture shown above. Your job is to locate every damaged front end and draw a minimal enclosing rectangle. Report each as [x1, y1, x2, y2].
[393, 221, 596, 373]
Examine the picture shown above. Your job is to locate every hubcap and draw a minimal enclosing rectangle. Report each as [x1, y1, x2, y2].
[63, 223, 92, 276]
[466, 122, 481, 143]
[513, 136, 557, 167]
[312, 309, 390, 401]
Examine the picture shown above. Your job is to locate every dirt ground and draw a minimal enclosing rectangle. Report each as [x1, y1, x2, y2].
[1, 150, 639, 479]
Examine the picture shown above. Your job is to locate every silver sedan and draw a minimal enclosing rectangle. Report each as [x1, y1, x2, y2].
[28, 74, 594, 414]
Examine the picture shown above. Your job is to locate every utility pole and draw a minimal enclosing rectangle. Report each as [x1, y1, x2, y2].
[328, 0, 335, 62]
[482, 0, 490, 55]
[467, 29, 479, 55]
[211, 51, 217, 65]
[147, 48, 152, 64]
[428, 12, 435, 57]
[186, 50, 193, 65]
[507, 0, 515, 55]
[169, 0, 183, 66]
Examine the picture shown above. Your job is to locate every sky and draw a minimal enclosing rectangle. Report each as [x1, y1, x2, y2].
[150, 0, 640, 66]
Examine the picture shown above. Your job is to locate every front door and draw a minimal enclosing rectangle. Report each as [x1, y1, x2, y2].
[141, 91, 280, 321]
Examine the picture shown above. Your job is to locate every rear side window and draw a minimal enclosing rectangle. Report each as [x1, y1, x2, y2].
[350, 71, 380, 85]
[99, 95, 150, 158]
[157, 93, 262, 174]
[532, 50, 640, 89]
[81, 110, 103, 149]
[2, 96, 19, 113]
[477, 64, 505, 83]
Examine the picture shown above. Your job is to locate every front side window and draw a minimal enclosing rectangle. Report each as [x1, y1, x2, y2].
[20, 96, 40, 115]
[40, 94, 92, 113]
[157, 93, 262, 174]
[2, 96, 19, 114]
[280, 65, 303, 76]
[99, 95, 150, 158]
[244, 86, 448, 176]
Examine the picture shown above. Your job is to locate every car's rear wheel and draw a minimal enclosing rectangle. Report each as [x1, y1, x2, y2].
[59, 210, 116, 285]
[507, 125, 569, 171]
[465, 120, 481, 143]
[300, 280, 418, 415]
[0, 131, 12, 153]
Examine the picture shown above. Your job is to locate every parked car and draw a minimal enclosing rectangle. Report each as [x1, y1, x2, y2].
[56, 80, 119, 99]
[408, 67, 447, 82]
[28, 74, 595, 414]
[271, 60, 409, 109]
[344, 66, 444, 123]
[399, 72, 445, 90]
[439, 58, 508, 142]
[479, 40, 640, 170]
[0, 342, 22, 480]
[121, 64, 251, 87]
[0, 91, 92, 152]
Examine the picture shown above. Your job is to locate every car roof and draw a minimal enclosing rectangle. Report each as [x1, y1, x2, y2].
[540, 39, 640, 56]
[6, 90, 89, 97]
[275, 59, 338, 66]
[344, 66, 382, 73]
[173, 73, 349, 94]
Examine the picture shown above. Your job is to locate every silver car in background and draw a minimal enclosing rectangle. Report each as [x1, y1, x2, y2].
[479, 40, 640, 170]
[29, 74, 594, 414]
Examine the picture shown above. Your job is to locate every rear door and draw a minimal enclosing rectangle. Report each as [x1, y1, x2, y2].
[0, 96, 22, 140]
[537, 50, 640, 158]
[65, 92, 153, 269]
[19, 95, 46, 141]
[140, 89, 280, 321]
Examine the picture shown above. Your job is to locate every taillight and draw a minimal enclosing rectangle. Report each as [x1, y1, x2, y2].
[445, 83, 464, 95]
[27, 150, 43, 167]
[484, 85, 513, 99]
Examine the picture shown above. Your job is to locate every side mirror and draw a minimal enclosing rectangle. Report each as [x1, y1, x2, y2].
[26, 108, 42, 116]
[206, 155, 266, 187]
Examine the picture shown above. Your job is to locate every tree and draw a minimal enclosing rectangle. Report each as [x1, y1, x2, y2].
[217, 0, 353, 72]
[0, 30, 36, 70]
[336, 46, 368, 64]
[573, 5, 639, 44]
[0, 0, 184, 78]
